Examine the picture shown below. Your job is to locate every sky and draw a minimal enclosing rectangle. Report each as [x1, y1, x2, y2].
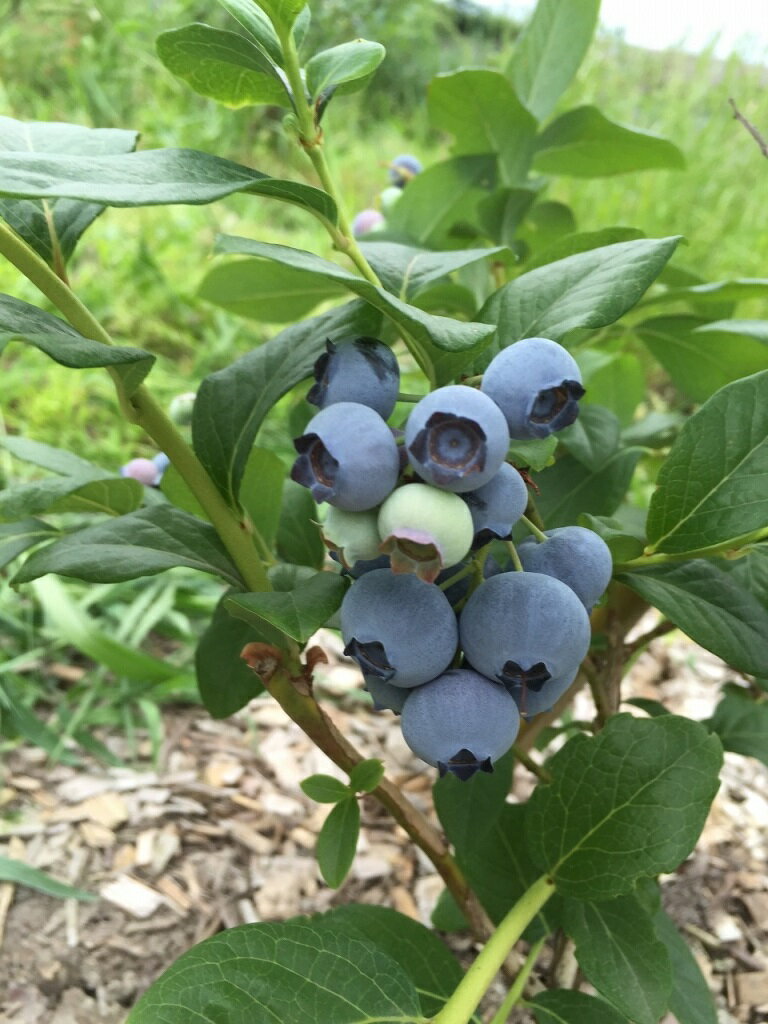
[480, 0, 768, 61]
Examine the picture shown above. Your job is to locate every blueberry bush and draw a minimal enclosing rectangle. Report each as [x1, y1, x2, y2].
[1, 0, 767, 1020]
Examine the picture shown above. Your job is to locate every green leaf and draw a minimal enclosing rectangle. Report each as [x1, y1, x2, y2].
[195, 596, 265, 719]
[477, 187, 539, 249]
[453, 804, 562, 941]
[156, 24, 289, 109]
[126, 917, 420, 1024]
[0, 294, 154, 396]
[215, 0, 283, 63]
[643, 277, 768, 311]
[530, 990, 628, 1024]
[305, 40, 385, 102]
[256, 0, 307, 34]
[316, 797, 360, 888]
[347, 759, 385, 793]
[578, 349, 647, 427]
[723, 543, 768, 607]
[0, 116, 138, 267]
[0, 436, 103, 476]
[618, 561, 768, 677]
[534, 105, 685, 177]
[508, 0, 601, 122]
[635, 315, 768, 403]
[433, 749, 513, 852]
[0, 474, 144, 522]
[476, 237, 681, 364]
[579, 512, 645, 563]
[275, 479, 326, 569]
[14, 505, 245, 588]
[707, 692, 768, 766]
[535, 448, 644, 528]
[239, 447, 285, 551]
[192, 301, 380, 506]
[557, 405, 621, 472]
[226, 570, 346, 644]
[0, 519, 58, 569]
[0, 147, 336, 225]
[428, 69, 537, 184]
[518, 200, 576, 254]
[300, 774, 352, 803]
[159, 464, 207, 519]
[621, 410, 684, 448]
[0, 856, 95, 901]
[326, 904, 465, 1018]
[386, 154, 497, 249]
[527, 227, 646, 271]
[526, 714, 723, 900]
[431, 889, 469, 932]
[198, 256, 346, 322]
[563, 894, 672, 1024]
[508, 435, 558, 472]
[359, 240, 508, 302]
[215, 236, 497, 368]
[646, 371, 768, 554]
[653, 905, 719, 1024]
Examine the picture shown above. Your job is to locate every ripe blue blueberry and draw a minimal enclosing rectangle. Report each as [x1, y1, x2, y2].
[510, 665, 579, 720]
[307, 337, 400, 420]
[481, 337, 585, 440]
[388, 153, 422, 188]
[352, 209, 385, 237]
[340, 569, 458, 689]
[405, 385, 510, 493]
[364, 675, 409, 714]
[459, 571, 591, 697]
[291, 402, 400, 512]
[377, 483, 474, 582]
[518, 526, 613, 610]
[400, 668, 520, 780]
[462, 463, 528, 545]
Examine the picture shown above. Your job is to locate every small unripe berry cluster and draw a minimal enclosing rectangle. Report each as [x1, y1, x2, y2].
[290, 334, 610, 781]
[351, 153, 423, 238]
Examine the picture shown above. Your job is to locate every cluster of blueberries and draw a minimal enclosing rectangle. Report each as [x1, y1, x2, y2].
[292, 335, 613, 780]
[351, 153, 423, 239]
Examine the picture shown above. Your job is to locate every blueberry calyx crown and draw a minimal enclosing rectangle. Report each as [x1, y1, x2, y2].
[437, 748, 494, 781]
[379, 533, 443, 583]
[497, 660, 551, 694]
[291, 433, 339, 502]
[408, 411, 487, 486]
[530, 380, 586, 430]
[343, 637, 396, 681]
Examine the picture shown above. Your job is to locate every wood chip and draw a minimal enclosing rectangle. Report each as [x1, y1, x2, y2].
[0, 836, 24, 947]
[100, 876, 165, 919]
[735, 971, 768, 1008]
[78, 821, 116, 849]
[203, 758, 244, 788]
[156, 875, 191, 914]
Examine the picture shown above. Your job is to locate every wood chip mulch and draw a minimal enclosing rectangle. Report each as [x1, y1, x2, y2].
[0, 629, 766, 1023]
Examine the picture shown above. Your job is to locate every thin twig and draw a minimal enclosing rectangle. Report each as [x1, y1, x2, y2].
[729, 97, 768, 158]
[624, 618, 676, 658]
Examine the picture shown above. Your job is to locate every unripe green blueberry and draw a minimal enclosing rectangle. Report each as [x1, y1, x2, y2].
[377, 483, 474, 582]
[322, 506, 383, 568]
[168, 391, 196, 426]
[379, 186, 402, 214]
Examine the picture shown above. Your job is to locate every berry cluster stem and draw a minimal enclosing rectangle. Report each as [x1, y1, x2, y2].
[431, 875, 555, 1024]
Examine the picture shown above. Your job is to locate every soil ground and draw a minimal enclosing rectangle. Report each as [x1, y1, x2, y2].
[1, 630, 766, 1023]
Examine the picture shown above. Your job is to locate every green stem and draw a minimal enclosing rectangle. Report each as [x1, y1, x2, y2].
[432, 875, 555, 1024]
[506, 541, 523, 572]
[277, 27, 380, 284]
[0, 220, 270, 593]
[488, 936, 547, 1024]
[520, 515, 548, 543]
[615, 525, 768, 571]
[397, 391, 425, 403]
[512, 744, 552, 783]
[275, 28, 436, 387]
